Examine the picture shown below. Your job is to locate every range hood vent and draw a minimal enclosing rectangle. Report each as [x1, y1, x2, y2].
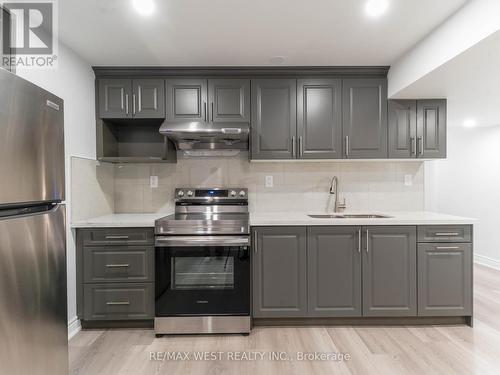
[159, 121, 250, 151]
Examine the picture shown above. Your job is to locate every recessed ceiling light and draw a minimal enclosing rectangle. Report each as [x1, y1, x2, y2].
[270, 56, 285, 65]
[365, 0, 389, 18]
[132, 0, 155, 16]
[463, 118, 477, 128]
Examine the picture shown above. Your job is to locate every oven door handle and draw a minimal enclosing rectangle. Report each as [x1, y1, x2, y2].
[155, 236, 249, 247]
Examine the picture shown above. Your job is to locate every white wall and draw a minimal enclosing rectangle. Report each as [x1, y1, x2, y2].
[16, 43, 96, 331]
[425, 126, 500, 265]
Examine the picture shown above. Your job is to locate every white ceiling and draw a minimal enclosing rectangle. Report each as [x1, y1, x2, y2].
[59, 0, 467, 66]
[393, 29, 500, 128]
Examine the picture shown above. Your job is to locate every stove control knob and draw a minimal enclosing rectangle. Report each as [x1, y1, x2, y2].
[177, 190, 185, 197]
[239, 190, 246, 197]
[229, 190, 237, 197]
[187, 190, 194, 197]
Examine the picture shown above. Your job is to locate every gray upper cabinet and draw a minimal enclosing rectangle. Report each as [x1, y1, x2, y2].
[252, 226, 307, 318]
[133, 79, 165, 118]
[99, 79, 132, 119]
[388, 100, 417, 158]
[418, 243, 472, 316]
[417, 99, 446, 158]
[166, 79, 208, 122]
[208, 79, 250, 123]
[363, 226, 417, 317]
[251, 79, 297, 159]
[297, 79, 342, 159]
[98, 79, 165, 119]
[342, 78, 388, 158]
[307, 226, 362, 317]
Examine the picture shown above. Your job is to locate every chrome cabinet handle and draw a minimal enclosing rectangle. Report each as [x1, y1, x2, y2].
[365, 229, 369, 252]
[203, 101, 207, 121]
[133, 94, 136, 115]
[410, 137, 416, 156]
[105, 235, 130, 240]
[125, 94, 129, 115]
[106, 301, 130, 306]
[292, 136, 296, 158]
[435, 246, 460, 250]
[358, 228, 361, 253]
[105, 264, 130, 268]
[253, 230, 258, 254]
[298, 136, 303, 157]
[435, 232, 459, 236]
[429, 252, 458, 256]
[345, 136, 350, 157]
[417, 136, 424, 156]
[211, 102, 214, 122]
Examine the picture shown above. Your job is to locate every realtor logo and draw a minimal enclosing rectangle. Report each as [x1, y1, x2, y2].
[1, 0, 58, 69]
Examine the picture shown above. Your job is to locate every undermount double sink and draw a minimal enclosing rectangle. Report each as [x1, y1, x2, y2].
[308, 213, 393, 219]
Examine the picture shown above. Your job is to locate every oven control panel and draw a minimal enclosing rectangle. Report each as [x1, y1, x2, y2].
[175, 188, 248, 201]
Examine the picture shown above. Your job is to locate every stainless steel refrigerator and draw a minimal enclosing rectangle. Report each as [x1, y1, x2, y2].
[0, 69, 68, 374]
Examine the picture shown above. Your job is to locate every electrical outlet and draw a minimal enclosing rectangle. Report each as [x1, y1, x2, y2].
[404, 174, 413, 186]
[150, 175, 158, 188]
[265, 175, 274, 188]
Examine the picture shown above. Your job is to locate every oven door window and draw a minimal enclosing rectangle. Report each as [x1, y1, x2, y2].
[172, 255, 234, 290]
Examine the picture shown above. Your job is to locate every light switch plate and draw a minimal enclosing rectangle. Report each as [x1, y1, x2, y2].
[404, 174, 413, 186]
[150, 176, 159, 188]
[265, 175, 274, 188]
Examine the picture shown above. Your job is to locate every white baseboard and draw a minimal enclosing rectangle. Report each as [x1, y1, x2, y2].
[68, 317, 81, 340]
[474, 254, 500, 271]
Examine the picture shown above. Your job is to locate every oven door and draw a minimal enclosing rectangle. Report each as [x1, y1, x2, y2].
[155, 236, 250, 316]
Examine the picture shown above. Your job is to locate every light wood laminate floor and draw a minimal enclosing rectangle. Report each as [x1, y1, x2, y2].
[70, 264, 500, 375]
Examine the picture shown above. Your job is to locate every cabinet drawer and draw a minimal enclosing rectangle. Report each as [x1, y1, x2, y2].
[83, 246, 153, 283]
[83, 283, 154, 320]
[82, 228, 154, 246]
[418, 225, 471, 243]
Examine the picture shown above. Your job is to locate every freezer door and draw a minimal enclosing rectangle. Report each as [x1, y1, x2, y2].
[0, 69, 65, 207]
[0, 204, 68, 375]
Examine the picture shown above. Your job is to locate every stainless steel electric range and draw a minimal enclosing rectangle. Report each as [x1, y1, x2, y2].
[154, 188, 250, 335]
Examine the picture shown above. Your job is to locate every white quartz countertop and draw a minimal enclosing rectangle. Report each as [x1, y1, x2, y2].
[71, 213, 171, 228]
[71, 211, 476, 228]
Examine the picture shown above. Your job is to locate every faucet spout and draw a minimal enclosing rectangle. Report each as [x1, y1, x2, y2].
[329, 176, 346, 213]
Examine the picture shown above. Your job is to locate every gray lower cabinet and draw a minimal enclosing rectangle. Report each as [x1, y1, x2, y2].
[363, 226, 417, 316]
[342, 78, 388, 158]
[418, 243, 472, 316]
[251, 79, 297, 159]
[77, 228, 155, 322]
[307, 227, 362, 316]
[252, 226, 307, 317]
[208, 78, 250, 123]
[166, 78, 208, 122]
[297, 79, 343, 159]
[417, 99, 447, 158]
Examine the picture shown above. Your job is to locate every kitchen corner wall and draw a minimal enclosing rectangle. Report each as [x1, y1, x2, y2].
[112, 155, 425, 213]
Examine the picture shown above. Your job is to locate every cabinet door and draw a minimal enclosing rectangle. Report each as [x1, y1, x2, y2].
[388, 100, 417, 158]
[98, 79, 132, 119]
[363, 226, 417, 316]
[166, 79, 208, 122]
[307, 227, 362, 317]
[416, 99, 446, 158]
[252, 227, 307, 318]
[251, 79, 297, 159]
[342, 78, 388, 158]
[297, 79, 342, 159]
[208, 79, 250, 123]
[418, 243, 472, 316]
[133, 79, 165, 119]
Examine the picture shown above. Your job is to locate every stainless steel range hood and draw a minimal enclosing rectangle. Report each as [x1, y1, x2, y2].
[159, 121, 250, 151]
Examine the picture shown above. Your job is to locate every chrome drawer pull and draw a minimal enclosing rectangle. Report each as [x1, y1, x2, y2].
[435, 246, 460, 250]
[106, 301, 130, 306]
[105, 235, 130, 239]
[434, 232, 459, 236]
[429, 252, 457, 256]
[105, 264, 130, 268]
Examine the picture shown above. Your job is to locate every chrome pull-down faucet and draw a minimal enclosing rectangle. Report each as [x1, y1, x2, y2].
[329, 176, 346, 213]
